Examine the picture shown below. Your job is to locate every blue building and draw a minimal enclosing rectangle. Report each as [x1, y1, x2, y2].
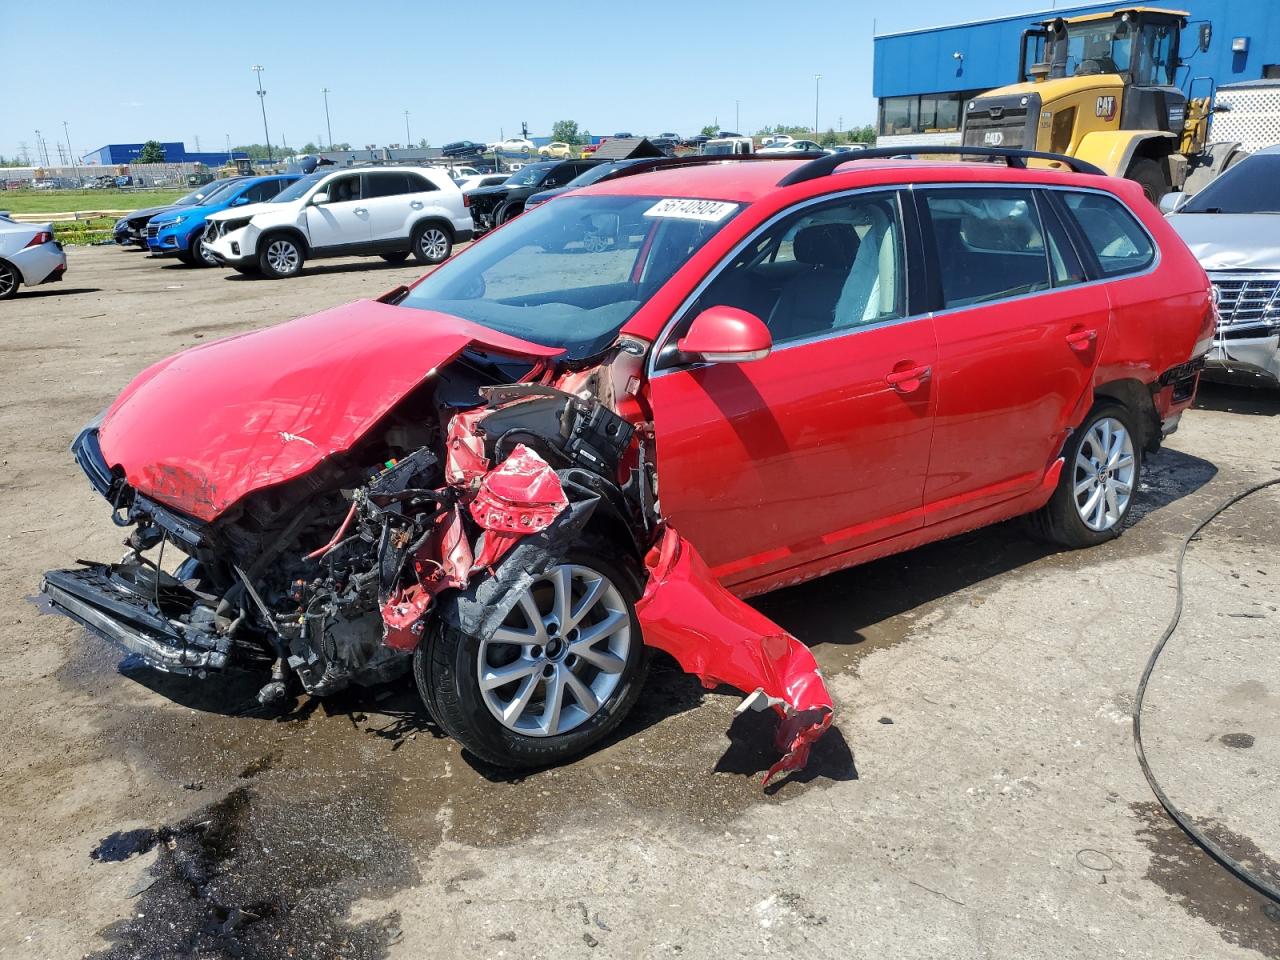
[82, 142, 249, 165]
[873, 2, 1280, 145]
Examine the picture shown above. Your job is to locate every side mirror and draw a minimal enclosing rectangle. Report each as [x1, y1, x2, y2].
[1158, 191, 1186, 215]
[230, 196, 249, 206]
[677, 306, 772, 364]
[311, 192, 330, 206]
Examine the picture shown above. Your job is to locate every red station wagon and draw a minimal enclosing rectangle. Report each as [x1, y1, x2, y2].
[43, 149, 1213, 782]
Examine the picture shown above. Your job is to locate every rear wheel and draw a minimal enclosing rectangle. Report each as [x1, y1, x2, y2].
[379, 251, 410, 264]
[1029, 402, 1142, 548]
[1126, 157, 1168, 205]
[258, 235, 304, 279]
[412, 223, 452, 265]
[0, 261, 20, 300]
[415, 546, 647, 768]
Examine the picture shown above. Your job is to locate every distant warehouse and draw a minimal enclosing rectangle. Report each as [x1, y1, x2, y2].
[873, 1, 1280, 147]
[81, 142, 249, 166]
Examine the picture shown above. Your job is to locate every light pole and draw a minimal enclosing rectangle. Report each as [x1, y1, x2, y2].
[321, 88, 333, 150]
[63, 120, 80, 184]
[735, 100, 741, 133]
[251, 65, 273, 163]
[814, 74, 822, 135]
[404, 110, 411, 148]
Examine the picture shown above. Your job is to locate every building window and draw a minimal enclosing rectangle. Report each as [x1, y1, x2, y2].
[878, 91, 977, 136]
[1264, 64, 1280, 79]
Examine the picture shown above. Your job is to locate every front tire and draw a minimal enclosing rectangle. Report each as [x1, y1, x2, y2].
[415, 546, 648, 768]
[258, 235, 304, 279]
[412, 223, 452, 265]
[1126, 157, 1168, 205]
[189, 231, 218, 268]
[1030, 402, 1142, 548]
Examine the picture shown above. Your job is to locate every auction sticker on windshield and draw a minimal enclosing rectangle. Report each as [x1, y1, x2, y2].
[644, 198, 739, 222]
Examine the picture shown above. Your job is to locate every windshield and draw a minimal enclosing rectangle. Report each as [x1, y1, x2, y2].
[1044, 18, 1177, 84]
[1180, 155, 1280, 215]
[400, 194, 741, 360]
[176, 179, 239, 206]
[272, 171, 327, 203]
[561, 162, 635, 190]
[505, 162, 556, 187]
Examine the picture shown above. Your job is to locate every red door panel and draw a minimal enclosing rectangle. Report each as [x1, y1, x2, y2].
[649, 317, 938, 587]
[923, 283, 1110, 522]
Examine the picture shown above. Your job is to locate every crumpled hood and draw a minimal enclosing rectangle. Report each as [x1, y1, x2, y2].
[1167, 213, 1280, 271]
[98, 299, 561, 522]
[206, 201, 279, 222]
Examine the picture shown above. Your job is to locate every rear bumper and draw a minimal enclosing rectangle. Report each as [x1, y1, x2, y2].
[41, 565, 230, 675]
[14, 243, 67, 286]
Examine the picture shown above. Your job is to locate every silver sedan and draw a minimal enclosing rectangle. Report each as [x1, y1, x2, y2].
[0, 213, 67, 300]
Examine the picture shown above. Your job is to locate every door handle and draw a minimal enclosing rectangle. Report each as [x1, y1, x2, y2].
[885, 363, 932, 393]
[1066, 328, 1097, 351]
[354, 207, 368, 215]
[410, 200, 424, 209]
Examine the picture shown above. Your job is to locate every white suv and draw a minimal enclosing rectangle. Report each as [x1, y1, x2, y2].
[203, 166, 473, 279]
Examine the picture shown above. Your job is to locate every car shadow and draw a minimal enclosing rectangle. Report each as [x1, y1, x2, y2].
[1195, 380, 1279, 417]
[15, 286, 102, 299]
[223, 260, 420, 281]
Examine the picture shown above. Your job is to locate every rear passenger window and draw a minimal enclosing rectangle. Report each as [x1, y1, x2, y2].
[924, 189, 1051, 307]
[365, 172, 411, 198]
[1061, 192, 1155, 277]
[406, 173, 436, 192]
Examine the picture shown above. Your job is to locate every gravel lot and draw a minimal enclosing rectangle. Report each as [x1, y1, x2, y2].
[2, 245, 1278, 959]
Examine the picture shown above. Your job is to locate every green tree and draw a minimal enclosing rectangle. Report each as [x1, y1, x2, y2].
[137, 140, 167, 163]
[699, 123, 719, 137]
[820, 128, 838, 147]
[550, 120, 582, 145]
[300, 142, 320, 155]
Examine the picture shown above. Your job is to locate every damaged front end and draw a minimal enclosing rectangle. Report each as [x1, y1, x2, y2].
[43, 319, 834, 780]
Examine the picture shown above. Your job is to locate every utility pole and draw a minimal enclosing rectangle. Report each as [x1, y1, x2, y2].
[814, 74, 822, 135]
[322, 87, 333, 150]
[225, 134, 232, 163]
[252, 65, 273, 162]
[18, 141, 29, 165]
[63, 120, 81, 184]
[735, 100, 741, 132]
[194, 135, 201, 152]
[404, 110, 411, 148]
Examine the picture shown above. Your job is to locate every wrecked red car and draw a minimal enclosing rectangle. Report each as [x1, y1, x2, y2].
[42, 150, 1212, 781]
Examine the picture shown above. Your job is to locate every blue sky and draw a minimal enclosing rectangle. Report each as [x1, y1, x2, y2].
[7, 0, 1069, 160]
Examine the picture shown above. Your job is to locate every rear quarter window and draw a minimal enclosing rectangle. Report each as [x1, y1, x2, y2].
[1061, 192, 1155, 277]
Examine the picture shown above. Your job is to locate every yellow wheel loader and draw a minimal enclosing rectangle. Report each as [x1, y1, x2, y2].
[961, 7, 1230, 203]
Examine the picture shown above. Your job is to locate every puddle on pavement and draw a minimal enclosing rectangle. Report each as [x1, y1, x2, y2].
[1131, 801, 1280, 956]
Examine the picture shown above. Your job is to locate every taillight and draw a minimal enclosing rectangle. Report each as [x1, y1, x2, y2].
[463, 193, 471, 208]
[24, 231, 53, 248]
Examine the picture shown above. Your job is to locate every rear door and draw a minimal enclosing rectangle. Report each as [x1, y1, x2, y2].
[304, 173, 370, 250]
[915, 185, 1110, 523]
[363, 171, 422, 244]
[649, 190, 938, 590]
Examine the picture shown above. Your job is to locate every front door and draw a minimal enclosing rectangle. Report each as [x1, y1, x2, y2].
[304, 173, 370, 251]
[649, 190, 938, 591]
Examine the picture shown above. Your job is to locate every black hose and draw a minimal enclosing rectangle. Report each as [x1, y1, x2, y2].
[1133, 476, 1280, 904]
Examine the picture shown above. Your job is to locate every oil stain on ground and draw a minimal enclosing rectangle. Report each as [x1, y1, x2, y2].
[89, 785, 416, 960]
[1131, 801, 1280, 957]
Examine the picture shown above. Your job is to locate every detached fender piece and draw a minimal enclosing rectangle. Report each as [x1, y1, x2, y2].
[1075, 130, 1176, 178]
[635, 527, 834, 785]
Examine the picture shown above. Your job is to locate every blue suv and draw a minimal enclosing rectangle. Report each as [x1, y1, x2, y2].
[147, 174, 299, 267]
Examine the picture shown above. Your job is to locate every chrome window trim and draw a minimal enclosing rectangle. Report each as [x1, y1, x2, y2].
[648, 186, 916, 378]
[647, 181, 1162, 378]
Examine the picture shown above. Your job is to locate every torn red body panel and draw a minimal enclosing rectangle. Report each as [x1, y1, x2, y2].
[381, 505, 474, 650]
[468, 445, 568, 571]
[636, 526, 833, 784]
[97, 301, 560, 521]
[443, 407, 490, 488]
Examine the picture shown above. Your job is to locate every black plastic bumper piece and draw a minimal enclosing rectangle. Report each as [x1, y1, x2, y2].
[41, 565, 230, 675]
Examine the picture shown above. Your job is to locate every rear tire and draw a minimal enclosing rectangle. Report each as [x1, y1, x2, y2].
[379, 251, 410, 264]
[1126, 157, 1168, 205]
[412, 223, 453, 265]
[0, 261, 20, 300]
[1028, 401, 1142, 548]
[258, 235, 304, 279]
[233, 265, 259, 276]
[414, 544, 648, 769]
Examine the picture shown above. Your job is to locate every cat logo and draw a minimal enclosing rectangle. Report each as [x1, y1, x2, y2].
[1096, 95, 1118, 120]
[983, 131, 1005, 146]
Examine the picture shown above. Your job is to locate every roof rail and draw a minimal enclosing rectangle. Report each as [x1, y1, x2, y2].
[776, 145, 1106, 186]
[598, 151, 829, 184]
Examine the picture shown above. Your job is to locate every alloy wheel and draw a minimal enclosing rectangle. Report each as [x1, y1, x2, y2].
[0, 265, 16, 298]
[477, 564, 631, 737]
[1073, 416, 1136, 532]
[266, 239, 299, 274]
[420, 228, 449, 262]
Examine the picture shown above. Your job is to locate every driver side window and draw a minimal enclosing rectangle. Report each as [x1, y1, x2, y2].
[685, 192, 906, 347]
[325, 175, 361, 203]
